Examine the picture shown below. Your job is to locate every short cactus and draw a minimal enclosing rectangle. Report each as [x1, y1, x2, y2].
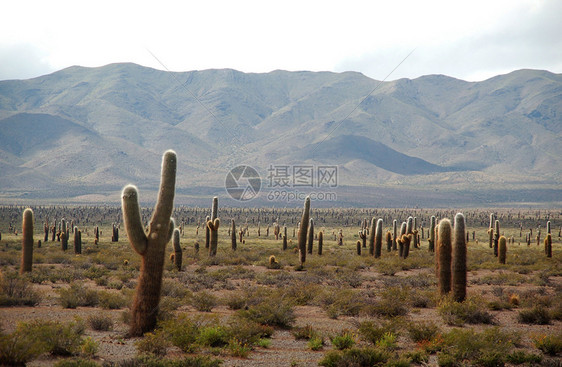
[498, 236, 507, 264]
[438, 218, 452, 296]
[20, 208, 33, 274]
[356, 240, 362, 255]
[428, 216, 436, 252]
[121, 150, 176, 336]
[318, 230, 323, 255]
[172, 228, 182, 271]
[374, 219, 383, 258]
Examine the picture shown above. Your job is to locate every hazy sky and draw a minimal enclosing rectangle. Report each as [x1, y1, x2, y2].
[1, 0, 561, 82]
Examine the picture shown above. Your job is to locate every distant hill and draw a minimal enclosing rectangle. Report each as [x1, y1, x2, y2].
[0, 63, 560, 206]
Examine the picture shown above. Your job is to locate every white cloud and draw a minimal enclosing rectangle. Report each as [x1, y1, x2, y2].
[0, 0, 560, 81]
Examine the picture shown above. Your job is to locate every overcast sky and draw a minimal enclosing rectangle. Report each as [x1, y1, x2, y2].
[1, 0, 561, 82]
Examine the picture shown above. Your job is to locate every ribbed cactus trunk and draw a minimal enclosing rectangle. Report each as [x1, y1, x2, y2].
[428, 216, 436, 252]
[406, 216, 414, 235]
[317, 230, 323, 255]
[282, 226, 288, 251]
[392, 219, 398, 251]
[61, 219, 68, 251]
[498, 236, 507, 264]
[359, 229, 367, 249]
[493, 220, 500, 256]
[356, 240, 361, 255]
[207, 197, 219, 256]
[231, 220, 237, 251]
[452, 213, 467, 302]
[122, 150, 176, 336]
[386, 231, 392, 252]
[298, 197, 310, 267]
[438, 218, 452, 296]
[488, 213, 495, 248]
[402, 234, 411, 259]
[374, 219, 383, 258]
[545, 234, 552, 258]
[21, 208, 33, 274]
[74, 227, 82, 254]
[307, 219, 314, 254]
[205, 216, 210, 249]
[546, 221, 551, 234]
[172, 228, 182, 271]
[368, 217, 376, 256]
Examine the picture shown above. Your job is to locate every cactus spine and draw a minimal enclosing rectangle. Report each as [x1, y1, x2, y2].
[21, 208, 33, 274]
[438, 218, 452, 296]
[452, 213, 467, 302]
[374, 219, 383, 258]
[172, 228, 182, 271]
[498, 236, 507, 264]
[231, 220, 237, 251]
[122, 150, 176, 336]
[297, 196, 310, 267]
[307, 219, 314, 254]
[428, 216, 436, 252]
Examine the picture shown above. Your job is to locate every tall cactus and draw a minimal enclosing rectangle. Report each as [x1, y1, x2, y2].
[493, 220, 500, 257]
[297, 196, 310, 267]
[386, 231, 392, 252]
[368, 217, 376, 256]
[545, 233, 552, 258]
[208, 197, 219, 256]
[498, 236, 507, 264]
[74, 227, 82, 254]
[282, 226, 288, 251]
[452, 213, 467, 302]
[546, 221, 551, 234]
[438, 218, 452, 296]
[231, 220, 237, 251]
[307, 219, 314, 254]
[406, 216, 414, 235]
[392, 219, 398, 251]
[21, 208, 33, 274]
[374, 219, 383, 258]
[122, 150, 176, 336]
[61, 219, 68, 251]
[428, 216, 436, 252]
[317, 230, 323, 255]
[172, 228, 182, 271]
[488, 213, 494, 248]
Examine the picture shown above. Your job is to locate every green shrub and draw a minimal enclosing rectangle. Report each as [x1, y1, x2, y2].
[54, 358, 100, 367]
[319, 347, 390, 367]
[518, 306, 551, 325]
[80, 337, 99, 358]
[87, 315, 113, 331]
[0, 329, 46, 366]
[330, 330, 356, 350]
[98, 291, 128, 309]
[506, 350, 543, 364]
[58, 283, 99, 308]
[162, 315, 199, 353]
[407, 321, 441, 343]
[237, 295, 295, 329]
[227, 316, 273, 346]
[292, 324, 316, 340]
[405, 350, 429, 364]
[307, 335, 325, 351]
[135, 331, 170, 356]
[227, 338, 251, 358]
[438, 296, 495, 326]
[18, 319, 85, 356]
[197, 326, 230, 348]
[357, 320, 398, 345]
[533, 333, 562, 356]
[0, 271, 42, 306]
[191, 291, 217, 312]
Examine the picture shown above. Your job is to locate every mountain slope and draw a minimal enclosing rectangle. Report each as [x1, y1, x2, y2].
[0, 64, 560, 205]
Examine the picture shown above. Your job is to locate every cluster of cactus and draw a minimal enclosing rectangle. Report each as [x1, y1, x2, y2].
[437, 213, 467, 302]
[121, 150, 176, 336]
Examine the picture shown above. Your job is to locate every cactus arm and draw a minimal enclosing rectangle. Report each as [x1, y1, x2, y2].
[122, 185, 148, 255]
[148, 150, 176, 239]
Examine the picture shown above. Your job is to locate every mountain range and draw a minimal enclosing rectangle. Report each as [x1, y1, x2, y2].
[0, 63, 560, 207]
